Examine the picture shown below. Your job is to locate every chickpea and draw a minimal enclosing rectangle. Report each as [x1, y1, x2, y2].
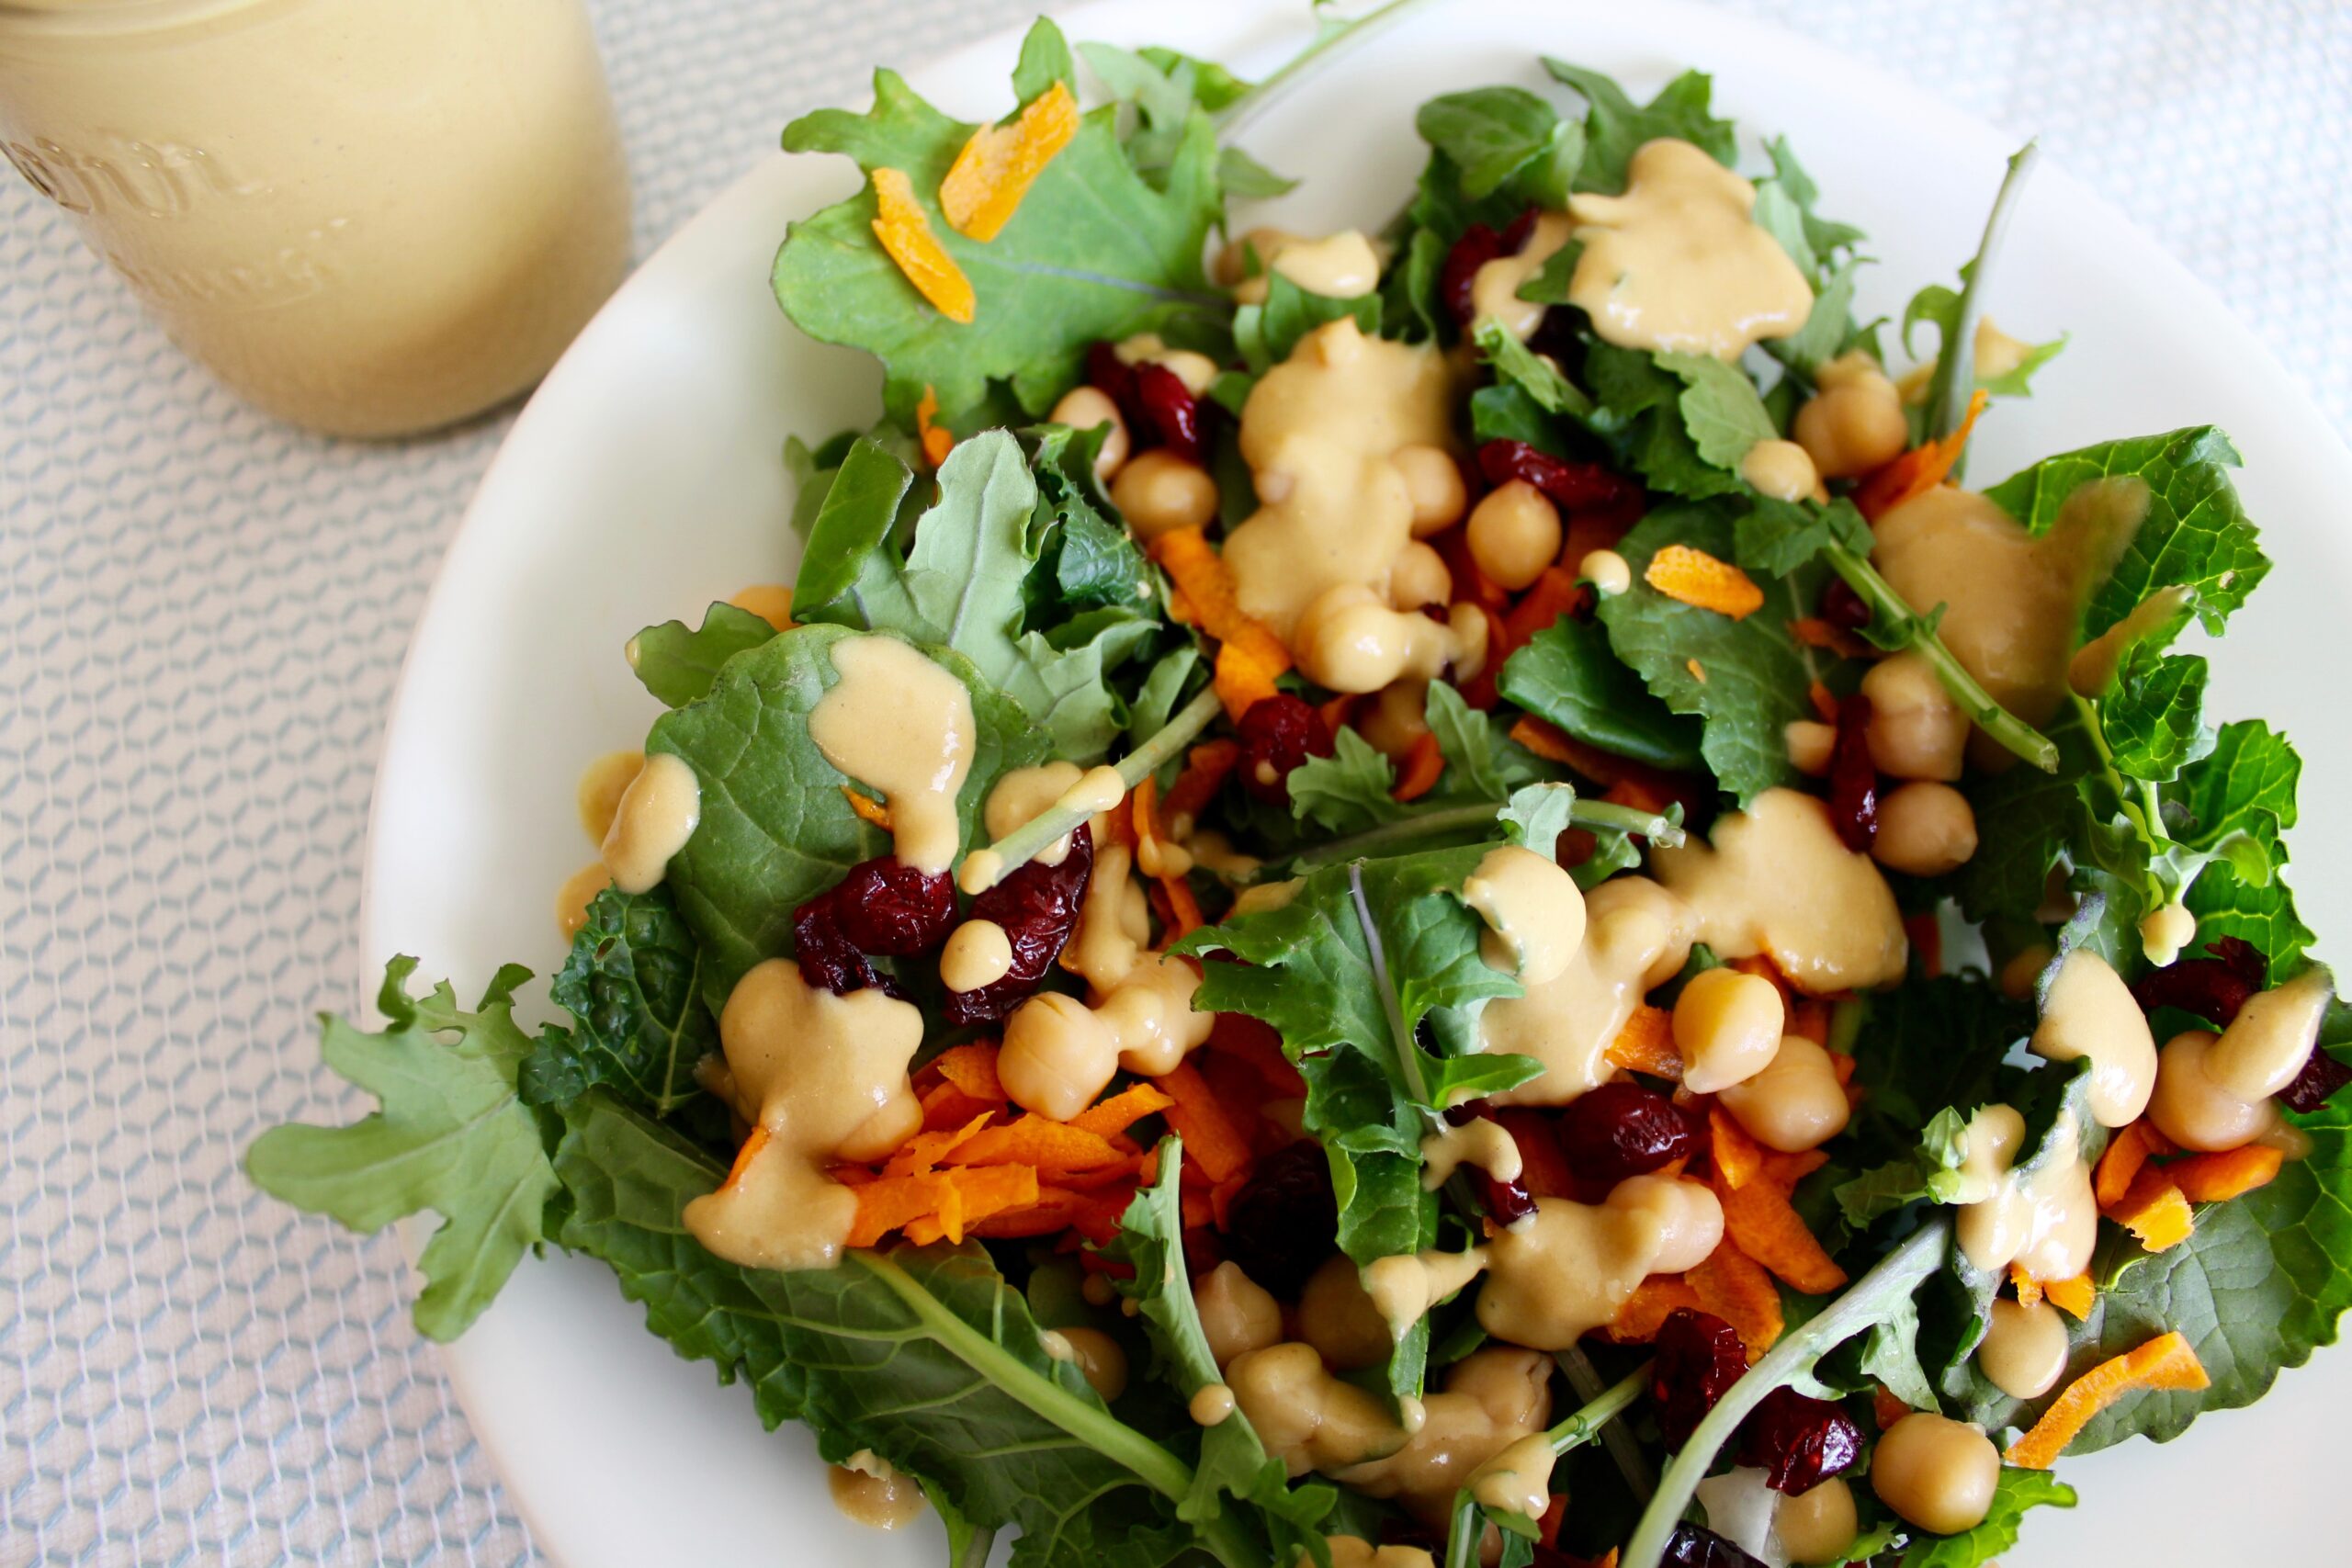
[1739, 437, 1820, 502]
[1052, 1326, 1128, 1401]
[1227, 1342, 1399, 1472]
[1464, 480, 1562, 591]
[1049, 385, 1131, 479]
[1977, 1296, 2069, 1400]
[999, 991, 1116, 1122]
[1154, 348, 1220, 397]
[1387, 542, 1453, 611]
[1860, 652, 1967, 781]
[1111, 450, 1219, 540]
[1611, 1174, 1724, 1274]
[1394, 444, 1468, 536]
[1869, 1414, 1999, 1536]
[1295, 586, 1486, 694]
[1298, 1255, 1393, 1371]
[1793, 353, 1909, 479]
[1359, 680, 1431, 763]
[1718, 1033, 1851, 1153]
[1773, 1476, 1857, 1566]
[2147, 1029, 2286, 1152]
[1196, 1262, 1283, 1368]
[1871, 782, 1978, 876]
[1784, 719, 1836, 777]
[1997, 942, 2053, 1001]
[1672, 967, 1786, 1094]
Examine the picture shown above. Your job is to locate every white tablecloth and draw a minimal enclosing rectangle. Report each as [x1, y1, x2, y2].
[5, 0, 2346, 1561]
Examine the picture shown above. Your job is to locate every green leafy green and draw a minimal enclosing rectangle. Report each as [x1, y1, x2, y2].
[1475, 319, 1596, 421]
[2101, 644, 2210, 783]
[628, 603, 779, 708]
[522, 886, 715, 1115]
[1731, 496, 1872, 577]
[1540, 61, 1736, 193]
[1288, 728, 1408, 835]
[1497, 615, 1705, 772]
[1423, 680, 1544, 800]
[245, 960, 558, 1340]
[1235, 271, 1382, 375]
[791, 435, 922, 629]
[1895, 1468, 2076, 1567]
[1582, 343, 1742, 500]
[1654, 351, 1780, 471]
[1413, 86, 1578, 203]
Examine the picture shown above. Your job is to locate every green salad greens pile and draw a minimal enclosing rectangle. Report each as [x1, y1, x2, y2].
[250, 12, 2348, 1568]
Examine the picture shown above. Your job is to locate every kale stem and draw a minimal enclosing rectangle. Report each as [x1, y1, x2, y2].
[1442, 1364, 1652, 1568]
[954, 1528, 996, 1568]
[1555, 1348, 1654, 1497]
[1925, 141, 2039, 470]
[1216, 0, 1436, 137]
[1350, 860, 1436, 1111]
[1620, 1217, 1951, 1568]
[1290, 797, 1683, 872]
[964, 687, 1223, 891]
[1824, 544, 2058, 773]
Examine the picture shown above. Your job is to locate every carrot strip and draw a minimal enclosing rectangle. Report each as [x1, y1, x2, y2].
[849, 1172, 954, 1247]
[2094, 1121, 2171, 1209]
[1688, 1239, 1783, 1357]
[902, 1165, 1041, 1246]
[1709, 1106, 1766, 1190]
[967, 1183, 1092, 1239]
[919, 1081, 999, 1132]
[882, 1110, 997, 1179]
[947, 1114, 1125, 1175]
[1133, 775, 1204, 938]
[2109, 1166, 2195, 1252]
[1607, 1275, 1708, 1343]
[869, 168, 975, 323]
[1715, 1171, 1849, 1294]
[1150, 527, 1293, 719]
[914, 386, 955, 468]
[2009, 1264, 2043, 1310]
[2168, 1143, 2287, 1203]
[1788, 617, 1871, 658]
[1644, 544, 1765, 619]
[1508, 715, 1705, 816]
[1392, 731, 1445, 802]
[2005, 1331, 2209, 1469]
[1498, 567, 1588, 661]
[1162, 739, 1240, 827]
[1069, 1082, 1176, 1140]
[1605, 1004, 1683, 1081]
[1871, 1384, 1913, 1432]
[1788, 999, 1832, 1046]
[1853, 388, 1989, 520]
[718, 1125, 770, 1192]
[2042, 1271, 2096, 1321]
[1155, 1058, 1252, 1182]
[1806, 680, 1838, 723]
[938, 79, 1079, 242]
[1492, 1108, 1577, 1200]
[933, 1043, 1007, 1102]
[1458, 603, 1510, 709]
[842, 786, 893, 831]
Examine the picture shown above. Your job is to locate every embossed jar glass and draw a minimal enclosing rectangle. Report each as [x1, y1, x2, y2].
[0, 0, 632, 437]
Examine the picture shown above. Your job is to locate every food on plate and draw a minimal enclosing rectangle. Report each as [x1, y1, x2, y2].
[249, 14, 2346, 1568]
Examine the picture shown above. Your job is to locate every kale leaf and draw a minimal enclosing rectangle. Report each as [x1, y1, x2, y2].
[522, 884, 716, 1115]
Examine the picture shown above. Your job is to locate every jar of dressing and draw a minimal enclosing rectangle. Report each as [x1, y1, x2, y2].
[0, 0, 632, 437]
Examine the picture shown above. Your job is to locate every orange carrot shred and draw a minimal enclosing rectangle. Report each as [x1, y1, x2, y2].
[1709, 1107, 1766, 1190]
[1807, 680, 1838, 723]
[947, 1114, 1125, 1175]
[1498, 567, 1589, 665]
[2005, 1331, 2208, 1469]
[849, 1171, 954, 1247]
[1607, 1275, 1708, 1343]
[1715, 1171, 1849, 1294]
[869, 167, 975, 323]
[933, 1043, 1007, 1102]
[883, 1110, 997, 1179]
[719, 1125, 770, 1192]
[1155, 1058, 1251, 1183]
[2167, 1143, 2286, 1203]
[1688, 1239, 1783, 1357]
[1132, 775, 1204, 938]
[1163, 739, 1240, 826]
[1069, 1082, 1176, 1140]
[2009, 1263, 2043, 1310]
[1853, 388, 1990, 520]
[1871, 1384, 1913, 1432]
[2042, 1271, 2096, 1321]
[1789, 1000, 1832, 1046]
[938, 79, 1079, 242]
[1149, 527, 1293, 719]
[2109, 1166, 2195, 1252]
[919, 1081, 1000, 1132]
[1393, 731, 1446, 802]
[842, 786, 893, 831]
[1605, 1004, 1683, 1081]
[2094, 1121, 2170, 1208]
[1645, 544, 1766, 619]
[914, 386, 955, 468]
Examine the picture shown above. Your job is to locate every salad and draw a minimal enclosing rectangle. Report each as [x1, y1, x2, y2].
[250, 11, 2351, 1568]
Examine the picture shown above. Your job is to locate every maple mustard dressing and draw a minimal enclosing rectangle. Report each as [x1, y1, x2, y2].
[1566, 139, 1813, 360]
[1471, 211, 1574, 339]
[1475, 1178, 1720, 1348]
[1419, 1119, 1522, 1190]
[1484, 876, 1697, 1106]
[575, 750, 643, 843]
[682, 959, 923, 1271]
[828, 1451, 925, 1530]
[600, 750, 699, 895]
[809, 635, 975, 875]
[1461, 844, 1587, 985]
[1951, 1103, 2096, 1281]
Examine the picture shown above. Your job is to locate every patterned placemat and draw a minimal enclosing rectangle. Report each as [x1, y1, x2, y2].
[4, 1, 2345, 1562]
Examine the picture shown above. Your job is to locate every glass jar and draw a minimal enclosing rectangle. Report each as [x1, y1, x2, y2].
[0, 0, 632, 437]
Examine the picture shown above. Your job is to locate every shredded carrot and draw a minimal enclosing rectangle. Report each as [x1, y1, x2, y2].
[1150, 527, 1293, 718]
[1209, 1170, 1254, 1231]
[2168, 1143, 2287, 1203]
[1709, 1106, 1767, 1190]
[850, 1171, 954, 1247]
[949, 1113, 1126, 1175]
[1498, 566, 1589, 663]
[1438, 528, 1509, 611]
[1760, 1147, 1831, 1190]
[901, 1164, 1043, 1245]
[1537, 1494, 1568, 1551]
[1132, 775, 1204, 937]
[1456, 603, 1510, 709]
[914, 386, 955, 468]
[2009, 1264, 2043, 1310]
[2006, 1331, 2209, 1469]
[1508, 715, 1705, 817]
[967, 1183, 1091, 1238]
[842, 786, 893, 830]
[1607, 1275, 1708, 1343]
[938, 78, 1079, 242]
[1904, 911, 1943, 979]
[1807, 680, 1838, 723]
[1689, 1239, 1783, 1357]
[1162, 739, 1240, 827]
[1788, 999, 1832, 1046]
[1645, 544, 1765, 619]
[1155, 1058, 1252, 1183]
[1871, 1384, 1913, 1432]
[2043, 1271, 2096, 1321]
[1788, 617, 1870, 658]
[2093, 1121, 2172, 1208]
[933, 1043, 1007, 1102]
[1716, 1171, 1849, 1294]
[869, 167, 975, 323]
[2109, 1165, 2195, 1252]
[1393, 731, 1445, 802]
[1853, 388, 1990, 520]
[718, 1125, 770, 1192]
[1605, 1004, 1682, 1081]
[882, 1110, 997, 1179]
[1727, 954, 1795, 1010]
[1317, 692, 1361, 736]
[1069, 1083, 1176, 1140]
[919, 1080, 1000, 1131]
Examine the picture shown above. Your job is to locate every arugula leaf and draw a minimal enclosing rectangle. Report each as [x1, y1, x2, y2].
[628, 603, 779, 708]
[1949, 705, 2098, 927]
[1895, 1468, 2076, 1568]
[1025, 423, 1155, 619]
[1414, 86, 1577, 203]
[1474, 319, 1597, 422]
[651, 623, 1046, 998]
[2102, 644, 2211, 784]
[1424, 681, 1544, 800]
[775, 20, 1228, 428]
[1900, 278, 2066, 410]
[1595, 498, 1833, 800]
[1582, 343, 1742, 500]
[1842, 975, 2030, 1170]
[1653, 351, 1780, 471]
[245, 959, 558, 1340]
[1835, 1107, 1972, 1230]
[1497, 615, 1706, 773]
[1979, 427, 2268, 640]
[791, 436, 922, 630]
[1768, 259, 1862, 378]
[1235, 271, 1382, 376]
[522, 885, 715, 1116]
[1757, 135, 1866, 277]
[1289, 728, 1409, 835]
[1731, 496, 1872, 577]
[1540, 61, 1736, 193]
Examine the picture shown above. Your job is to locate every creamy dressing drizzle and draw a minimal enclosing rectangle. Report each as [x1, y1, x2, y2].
[1475, 1179, 1721, 1348]
[829, 1451, 925, 1530]
[1461, 844, 1587, 986]
[555, 862, 612, 938]
[1364, 1247, 1492, 1337]
[1485, 876, 1696, 1106]
[939, 919, 1014, 992]
[600, 750, 700, 894]
[809, 635, 974, 875]
[1951, 1103, 2096, 1281]
[1471, 212, 1575, 339]
[576, 750, 643, 843]
[1419, 1120, 1523, 1191]
[2030, 949, 2157, 1127]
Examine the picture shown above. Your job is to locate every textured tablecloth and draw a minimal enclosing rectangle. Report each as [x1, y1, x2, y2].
[5, 1, 2346, 1562]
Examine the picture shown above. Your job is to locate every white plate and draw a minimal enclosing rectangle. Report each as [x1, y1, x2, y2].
[364, 1, 2352, 1562]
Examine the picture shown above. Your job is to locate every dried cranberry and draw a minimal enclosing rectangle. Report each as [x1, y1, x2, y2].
[1085, 340, 1136, 406]
[1652, 1308, 1750, 1450]
[2279, 1046, 2352, 1113]
[1218, 1141, 1338, 1296]
[940, 825, 1095, 1025]
[1133, 361, 1204, 462]
[1661, 1523, 1767, 1568]
[2130, 937, 2269, 1027]
[1819, 577, 1871, 633]
[831, 856, 956, 954]
[791, 893, 884, 996]
[1235, 694, 1334, 806]
[1559, 1081, 1699, 1185]
[1826, 693, 1878, 854]
[1477, 439, 1641, 513]
[1440, 223, 1507, 326]
[1736, 1386, 1862, 1493]
[1477, 1168, 1539, 1227]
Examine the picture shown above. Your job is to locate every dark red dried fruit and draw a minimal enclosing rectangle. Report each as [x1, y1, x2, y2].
[831, 856, 957, 955]
[1826, 693, 1878, 854]
[940, 825, 1096, 1025]
[1235, 694, 1334, 806]
[1440, 223, 1507, 327]
[792, 894, 886, 995]
[1559, 1081, 1699, 1186]
[2279, 1045, 2352, 1113]
[2130, 937, 2267, 1027]
[1085, 339, 1136, 405]
[1133, 361, 1204, 462]
[1476, 1166, 1539, 1227]
[1819, 576, 1871, 633]
[1477, 439, 1641, 513]
[1661, 1523, 1767, 1568]
[1218, 1141, 1338, 1296]
[1652, 1307, 1750, 1450]
[1736, 1385, 1863, 1493]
